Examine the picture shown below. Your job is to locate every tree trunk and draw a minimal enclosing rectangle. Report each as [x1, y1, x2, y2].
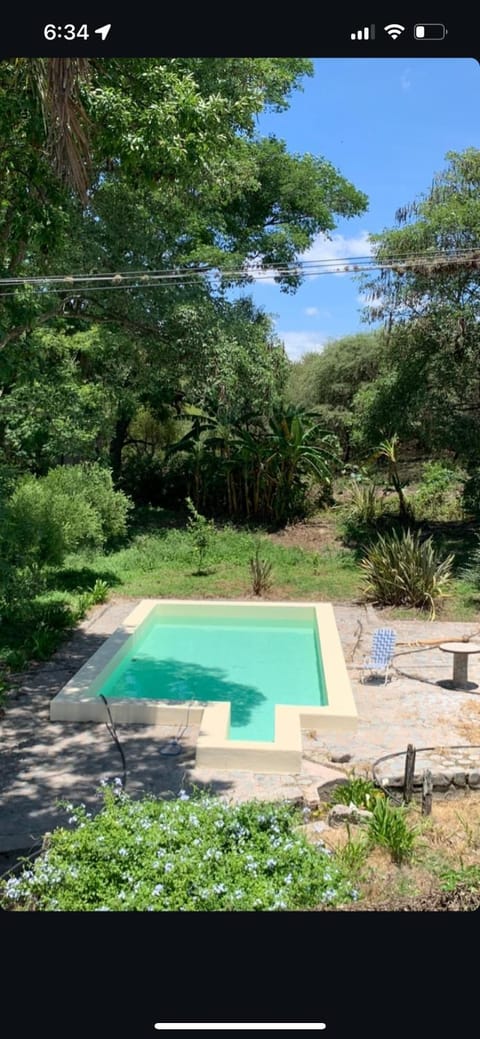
[109, 415, 130, 480]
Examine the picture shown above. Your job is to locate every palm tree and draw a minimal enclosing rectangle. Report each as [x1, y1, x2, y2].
[23, 58, 92, 202]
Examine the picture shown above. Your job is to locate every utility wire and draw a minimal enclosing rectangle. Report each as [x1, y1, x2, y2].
[0, 247, 478, 290]
[0, 256, 477, 300]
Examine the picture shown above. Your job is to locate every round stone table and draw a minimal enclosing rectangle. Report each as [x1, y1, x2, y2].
[438, 642, 480, 690]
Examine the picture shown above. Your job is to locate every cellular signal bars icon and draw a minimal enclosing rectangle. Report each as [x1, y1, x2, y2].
[350, 24, 375, 40]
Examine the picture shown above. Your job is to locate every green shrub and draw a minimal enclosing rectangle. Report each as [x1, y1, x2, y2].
[361, 528, 454, 618]
[413, 461, 464, 521]
[461, 533, 480, 586]
[0, 466, 131, 610]
[462, 470, 480, 519]
[367, 797, 418, 864]
[186, 497, 215, 573]
[331, 774, 383, 812]
[0, 477, 66, 574]
[1, 787, 359, 912]
[120, 454, 166, 505]
[346, 477, 382, 525]
[43, 464, 132, 548]
[250, 540, 273, 595]
[440, 864, 480, 892]
[333, 830, 369, 875]
[87, 579, 110, 605]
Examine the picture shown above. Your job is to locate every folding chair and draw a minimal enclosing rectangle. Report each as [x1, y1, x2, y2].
[359, 628, 396, 684]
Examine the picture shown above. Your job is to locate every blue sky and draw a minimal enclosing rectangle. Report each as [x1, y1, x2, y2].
[237, 58, 479, 361]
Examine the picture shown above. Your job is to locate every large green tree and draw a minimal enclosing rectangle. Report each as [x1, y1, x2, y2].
[287, 331, 386, 459]
[355, 149, 480, 461]
[0, 58, 368, 482]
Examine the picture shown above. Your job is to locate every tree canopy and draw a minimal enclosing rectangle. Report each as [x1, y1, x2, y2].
[0, 58, 368, 484]
[355, 149, 480, 461]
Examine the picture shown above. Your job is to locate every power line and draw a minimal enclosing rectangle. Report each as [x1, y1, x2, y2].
[0, 254, 477, 300]
[0, 248, 478, 291]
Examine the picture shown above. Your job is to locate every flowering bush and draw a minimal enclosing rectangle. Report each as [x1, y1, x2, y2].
[2, 785, 358, 912]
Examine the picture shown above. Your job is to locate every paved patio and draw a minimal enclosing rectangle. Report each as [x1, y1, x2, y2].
[1, 597, 480, 853]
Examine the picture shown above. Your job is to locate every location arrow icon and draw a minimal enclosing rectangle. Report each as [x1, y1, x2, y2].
[95, 24, 111, 41]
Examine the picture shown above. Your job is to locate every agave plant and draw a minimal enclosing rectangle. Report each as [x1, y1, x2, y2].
[360, 528, 454, 618]
[347, 478, 382, 524]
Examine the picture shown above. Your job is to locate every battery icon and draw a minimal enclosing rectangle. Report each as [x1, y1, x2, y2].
[414, 23, 447, 39]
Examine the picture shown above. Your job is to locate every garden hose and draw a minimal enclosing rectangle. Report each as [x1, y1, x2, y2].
[98, 693, 127, 790]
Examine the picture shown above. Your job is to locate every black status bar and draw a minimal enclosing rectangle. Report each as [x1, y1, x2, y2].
[0, 16, 474, 58]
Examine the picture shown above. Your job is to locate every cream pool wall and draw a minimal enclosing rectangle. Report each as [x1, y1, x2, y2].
[50, 599, 358, 774]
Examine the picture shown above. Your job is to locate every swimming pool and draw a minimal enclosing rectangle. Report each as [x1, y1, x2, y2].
[50, 599, 358, 773]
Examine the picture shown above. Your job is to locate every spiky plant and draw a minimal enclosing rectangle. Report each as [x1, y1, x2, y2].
[360, 528, 454, 618]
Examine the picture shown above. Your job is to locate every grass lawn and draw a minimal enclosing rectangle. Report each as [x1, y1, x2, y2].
[62, 523, 362, 602]
[1, 507, 480, 682]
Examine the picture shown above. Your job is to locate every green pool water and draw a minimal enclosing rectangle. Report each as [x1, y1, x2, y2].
[98, 605, 327, 742]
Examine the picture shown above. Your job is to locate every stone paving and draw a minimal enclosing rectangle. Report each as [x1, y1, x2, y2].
[1, 597, 480, 853]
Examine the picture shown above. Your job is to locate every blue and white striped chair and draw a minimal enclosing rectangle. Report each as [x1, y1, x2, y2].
[359, 628, 396, 684]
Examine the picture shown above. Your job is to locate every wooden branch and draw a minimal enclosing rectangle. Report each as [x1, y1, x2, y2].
[396, 629, 480, 649]
[403, 744, 416, 804]
[422, 770, 433, 816]
[0, 306, 62, 351]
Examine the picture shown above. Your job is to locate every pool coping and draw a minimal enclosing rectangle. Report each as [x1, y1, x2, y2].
[50, 599, 358, 773]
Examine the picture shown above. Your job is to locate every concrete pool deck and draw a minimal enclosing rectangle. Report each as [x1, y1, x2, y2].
[49, 599, 358, 774]
[1, 597, 480, 853]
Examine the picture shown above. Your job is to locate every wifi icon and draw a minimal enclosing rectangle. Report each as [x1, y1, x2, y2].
[384, 23, 405, 38]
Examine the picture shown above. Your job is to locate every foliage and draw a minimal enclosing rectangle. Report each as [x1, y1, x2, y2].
[460, 533, 480, 587]
[332, 830, 370, 876]
[367, 797, 418, 864]
[413, 461, 464, 521]
[287, 332, 386, 459]
[0, 464, 130, 612]
[357, 149, 480, 464]
[0, 58, 367, 489]
[42, 464, 132, 548]
[0, 478, 67, 583]
[186, 496, 215, 573]
[86, 579, 110, 604]
[439, 864, 480, 893]
[171, 406, 339, 525]
[462, 470, 480, 519]
[344, 476, 382, 525]
[360, 528, 455, 617]
[369, 435, 413, 521]
[1, 786, 359, 911]
[331, 774, 383, 812]
[250, 540, 273, 595]
[0, 577, 113, 673]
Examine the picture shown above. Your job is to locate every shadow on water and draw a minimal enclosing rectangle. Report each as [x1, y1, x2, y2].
[107, 655, 267, 730]
[0, 626, 237, 855]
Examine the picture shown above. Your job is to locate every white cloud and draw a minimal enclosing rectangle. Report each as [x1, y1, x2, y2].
[304, 306, 319, 317]
[301, 230, 373, 274]
[279, 330, 328, 361]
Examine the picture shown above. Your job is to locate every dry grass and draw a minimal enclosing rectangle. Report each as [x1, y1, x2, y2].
[457, 699, 480, 744]
[306, 789, 480, 910]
